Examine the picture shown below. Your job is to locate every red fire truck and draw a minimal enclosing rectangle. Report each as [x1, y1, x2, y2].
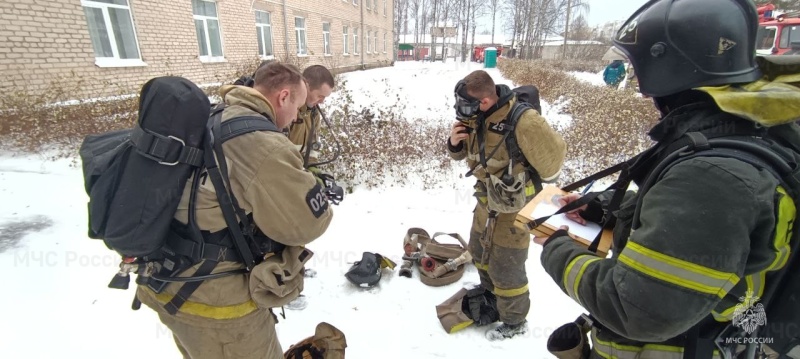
[472, 46, 503, 62]
[756, 3, 800, 55]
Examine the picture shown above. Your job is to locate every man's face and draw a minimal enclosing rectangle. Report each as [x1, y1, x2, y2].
[275, 82, 308, 129]
[306, 83, 333, 107]
[467, 90, 494, 112]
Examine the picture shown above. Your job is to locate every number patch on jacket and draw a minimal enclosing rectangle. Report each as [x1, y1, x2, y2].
[306, 183, 329, 218]
[489, 121, 509, 134]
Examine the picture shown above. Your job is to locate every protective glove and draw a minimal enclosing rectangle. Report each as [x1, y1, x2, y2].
[308, 166, 325, 187]
[308, 167, 344, 205]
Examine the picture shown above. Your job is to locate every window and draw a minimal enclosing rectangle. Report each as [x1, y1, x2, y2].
[780, 26, 798, 49]
[374, 31, 378, 54]
[366, 30, 371, 53]
[295, 17, 307, 55]
[756, 26, 777, 51]
[384, 0, 387, 15]
[374, 0, 378, 12]
[322, 22, 331, 55]
[353, 0, 358, 5]
[255, 11, 273, 59]
[343, 26, 349, 55]
[192, 0, 224, 60]
[353, 28, 359, 54]
[81, 0, 143, 66]
[383, 32, 387, 53]
[366, 0, 371, 10]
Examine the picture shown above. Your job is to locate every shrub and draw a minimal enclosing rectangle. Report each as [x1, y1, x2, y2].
[315, 78, 455, 191]
[0, 64, 455, 192]
[0, 59, 263, 160]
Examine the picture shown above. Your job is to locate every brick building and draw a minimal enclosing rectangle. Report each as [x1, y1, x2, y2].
[0, 0, 395, 99]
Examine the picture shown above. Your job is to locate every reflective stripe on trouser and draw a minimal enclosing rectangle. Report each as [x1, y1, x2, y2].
[591, 328, 723, 359]
[469, 205, 531, 324]
[158, 307, 283, 359]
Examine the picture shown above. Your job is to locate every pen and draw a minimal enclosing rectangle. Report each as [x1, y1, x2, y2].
[581, 180, 596, 195]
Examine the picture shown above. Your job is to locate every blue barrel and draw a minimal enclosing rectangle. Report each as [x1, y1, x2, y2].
[484, 47, 497, 68]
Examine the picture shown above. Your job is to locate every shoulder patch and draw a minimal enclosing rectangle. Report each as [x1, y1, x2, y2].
[306, 183, 329, 218]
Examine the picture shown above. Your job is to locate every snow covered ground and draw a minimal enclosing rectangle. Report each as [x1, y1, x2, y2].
[329, 61, 577, 130]
[569, 70, 606, 87]
[0, 60, 592, 358]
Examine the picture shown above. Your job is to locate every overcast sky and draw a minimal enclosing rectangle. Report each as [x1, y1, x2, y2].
[584, 0, 649, 26]
[475, 0, 650, 35]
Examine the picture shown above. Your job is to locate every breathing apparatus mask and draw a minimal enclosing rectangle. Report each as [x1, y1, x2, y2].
[454, 80, 481, 133]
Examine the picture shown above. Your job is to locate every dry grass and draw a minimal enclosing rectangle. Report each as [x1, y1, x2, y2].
[0, 58, 658, 191]
[0, 59, 263, 160]
[499, 59, 660, 185]
[315, 78, 454, 191]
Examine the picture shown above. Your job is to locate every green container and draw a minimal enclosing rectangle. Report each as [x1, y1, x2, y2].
[484, 47, 497, 68]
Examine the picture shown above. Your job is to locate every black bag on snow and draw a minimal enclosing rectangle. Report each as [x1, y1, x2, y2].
[80, 77, 209, 258]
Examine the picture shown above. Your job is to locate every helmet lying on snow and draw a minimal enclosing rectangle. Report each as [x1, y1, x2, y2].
[344, 252, 396, 287]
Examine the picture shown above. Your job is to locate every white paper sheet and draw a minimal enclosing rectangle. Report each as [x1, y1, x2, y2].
[530, 201, 603, 242]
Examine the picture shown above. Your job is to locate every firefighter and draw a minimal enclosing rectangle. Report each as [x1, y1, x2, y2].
[136, 62, 333, 359]
[448, 70, 566, 341]
[534, 0, 800, 358]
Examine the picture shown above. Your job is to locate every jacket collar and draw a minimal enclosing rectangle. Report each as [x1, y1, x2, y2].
[219, 85, 278, 122]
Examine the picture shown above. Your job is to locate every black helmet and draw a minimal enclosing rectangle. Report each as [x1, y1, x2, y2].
[345, 252, 397, 287]
[612, 0, 762, 97]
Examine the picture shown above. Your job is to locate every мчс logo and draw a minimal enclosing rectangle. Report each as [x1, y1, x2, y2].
[732, 291, 767, 335]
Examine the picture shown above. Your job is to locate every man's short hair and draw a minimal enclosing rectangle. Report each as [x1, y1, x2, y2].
[462, 70, 495, 99]
[302, 65, 335, 90]
[254, 62, 304, 99]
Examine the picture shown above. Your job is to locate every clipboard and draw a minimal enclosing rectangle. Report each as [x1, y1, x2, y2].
[515, 185, 613, 258]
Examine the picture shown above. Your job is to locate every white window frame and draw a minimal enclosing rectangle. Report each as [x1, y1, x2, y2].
[383, 32, 387, 53]
[374, 0, 378, 13]
[366, 0, 371, 10]
[374, 31, 378, 54]
[366, 30, 371, 54]
[353, 0, 358, 6]
[322, 22, 331, 56]
[353, 28, 359, 54]
[384, 0, 387, 16]
[81, 0, 146, 67]
[295, 16, 308, 56]
[255, 10, 274, 60]
[343, 26, 349, 55]
[192, 0, 225, 62]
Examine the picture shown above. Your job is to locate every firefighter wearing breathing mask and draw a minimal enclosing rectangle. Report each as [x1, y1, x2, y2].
[447, 70, 567, 341]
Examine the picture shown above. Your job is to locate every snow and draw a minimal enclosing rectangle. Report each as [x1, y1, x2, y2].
[328, 61, 573, 130]
[568, 70, 606, 87]
[0, 60, 587, 358]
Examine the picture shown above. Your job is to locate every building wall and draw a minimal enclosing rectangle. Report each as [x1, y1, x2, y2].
[0, 0, 394, 99]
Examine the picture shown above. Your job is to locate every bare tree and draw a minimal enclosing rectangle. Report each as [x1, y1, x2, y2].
[460, 0, 471, 62]
[410, 0, 422, 47]
[490, 0, 499, 44]
[430, 0, 439, 61]
[772, 0, 800, 11]
[567, 15, 593, 41]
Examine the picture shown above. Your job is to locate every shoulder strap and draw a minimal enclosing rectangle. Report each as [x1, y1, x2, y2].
[219, 115, 280, 144]
[505, 101, 544, 193]
[634, 131, 798, 232]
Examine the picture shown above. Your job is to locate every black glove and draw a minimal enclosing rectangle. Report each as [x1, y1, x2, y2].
[318, 172, 344, 205]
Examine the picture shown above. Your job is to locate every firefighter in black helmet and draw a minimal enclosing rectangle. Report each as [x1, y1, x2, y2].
[534, 0, 800, 358]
